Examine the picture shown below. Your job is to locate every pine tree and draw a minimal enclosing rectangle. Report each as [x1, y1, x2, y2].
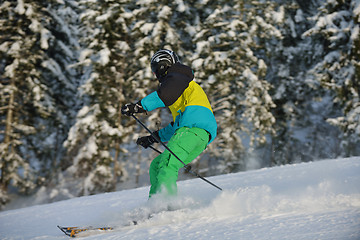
[64, 0, 139, 195]
[33, 0, 82, 181]
[190, 0, 279, 173]
[0, 0, 50, 207]
[265, 1, 326, 165]
[0, 0, 81, 207]
[261, 0, 347, 166]
[303, 0, 360, 156]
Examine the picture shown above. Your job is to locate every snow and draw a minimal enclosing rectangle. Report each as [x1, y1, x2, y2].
[96, 12, 111, 22]
[158, 6, 172, 19]
[351, 24, 359, 41]
[40, 28, 50, 50]
[1, 157, 359, 239]
[175, 0, 186, 12]
[192, 58, 204, 70]
[271, 6, 285, 24]
[140, 23, 154, 35]
[98, 48, 111, 66]
[4, 59, 19, 78]
[15, 0, 25, 15]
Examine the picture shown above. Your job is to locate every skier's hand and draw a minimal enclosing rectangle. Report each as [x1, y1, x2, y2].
[121, 102, 146, 116]
[136, 133, 159, 149]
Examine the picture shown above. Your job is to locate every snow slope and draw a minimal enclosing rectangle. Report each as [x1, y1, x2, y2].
[0, 157, 359, 240]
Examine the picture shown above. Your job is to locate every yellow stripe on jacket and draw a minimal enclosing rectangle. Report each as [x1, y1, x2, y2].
[169, 81, 213, 121]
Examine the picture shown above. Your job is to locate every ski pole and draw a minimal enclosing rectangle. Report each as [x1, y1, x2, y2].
[148, 145, 162, 154]
[131, 114, 222, 191]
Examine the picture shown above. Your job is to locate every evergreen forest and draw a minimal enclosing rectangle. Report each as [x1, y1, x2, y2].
[0, 0, 359, 209]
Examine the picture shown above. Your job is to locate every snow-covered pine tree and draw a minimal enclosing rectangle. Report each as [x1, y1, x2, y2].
[0, 1, 47, 207]
[32, 0, 82, 182]
[0, 0, 82, 207]
[264, 1, 333, 165]
[190, 0, 279, 173]
[303, 0, 360, 156]
[0, 0, 50, 202]
[64, 0, 139, 195]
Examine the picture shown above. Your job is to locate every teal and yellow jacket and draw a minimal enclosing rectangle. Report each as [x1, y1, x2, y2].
[141, 63, 217, 143]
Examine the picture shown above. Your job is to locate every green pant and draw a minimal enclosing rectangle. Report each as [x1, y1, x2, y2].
[149, 127, 209, 198]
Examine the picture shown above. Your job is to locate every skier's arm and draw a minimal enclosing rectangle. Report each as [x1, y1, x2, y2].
[140, 91, 165, 111]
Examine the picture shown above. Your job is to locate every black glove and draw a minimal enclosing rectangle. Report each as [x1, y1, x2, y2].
[121, 101, 146, 116]
[136, 132, 159, 149]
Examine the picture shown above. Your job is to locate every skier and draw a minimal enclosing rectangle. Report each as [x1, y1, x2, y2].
[121, 49, 217, 198]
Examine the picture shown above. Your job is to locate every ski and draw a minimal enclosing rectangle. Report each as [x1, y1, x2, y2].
[57, 225, 113, 238]
[57, 206, 188, 237]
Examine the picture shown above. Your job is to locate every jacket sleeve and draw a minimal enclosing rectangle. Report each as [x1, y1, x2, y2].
[141, 91, 165, 111]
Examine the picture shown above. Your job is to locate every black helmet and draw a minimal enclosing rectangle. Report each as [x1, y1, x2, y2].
[150, 49, 180, 79]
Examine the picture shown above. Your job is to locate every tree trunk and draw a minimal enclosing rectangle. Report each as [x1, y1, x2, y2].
[1, 78, 15, 191]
